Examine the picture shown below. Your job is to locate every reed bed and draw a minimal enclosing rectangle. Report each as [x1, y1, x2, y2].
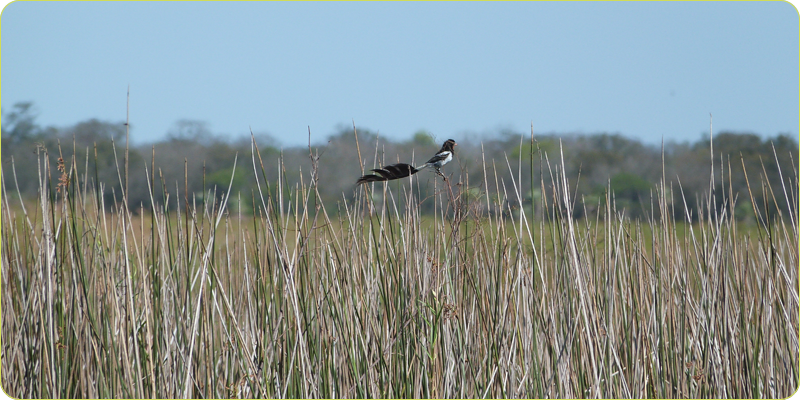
[1, 134, 797, 399]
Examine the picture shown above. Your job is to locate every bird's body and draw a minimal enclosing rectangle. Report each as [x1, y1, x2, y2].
[356, 139, 457, 184]
[418, 140, 455, 173]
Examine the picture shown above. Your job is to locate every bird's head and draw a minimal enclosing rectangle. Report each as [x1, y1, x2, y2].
[442, 139, 457, 152]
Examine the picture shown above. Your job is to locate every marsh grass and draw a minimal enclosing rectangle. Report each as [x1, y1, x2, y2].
[1, 132, 797, 398]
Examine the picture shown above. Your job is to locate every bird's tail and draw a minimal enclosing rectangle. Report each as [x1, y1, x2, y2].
[356, 163, 420, 184]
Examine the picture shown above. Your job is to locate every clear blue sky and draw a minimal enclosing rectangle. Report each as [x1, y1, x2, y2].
[1, 1, 798, 148]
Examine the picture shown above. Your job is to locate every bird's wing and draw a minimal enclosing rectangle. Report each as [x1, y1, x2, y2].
[424, 151, 451, 165]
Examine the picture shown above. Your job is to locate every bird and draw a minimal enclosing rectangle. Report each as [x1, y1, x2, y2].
[356, 139, 457, 184]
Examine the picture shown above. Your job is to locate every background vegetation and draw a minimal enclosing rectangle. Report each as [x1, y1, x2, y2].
[3, 101, 797, 222]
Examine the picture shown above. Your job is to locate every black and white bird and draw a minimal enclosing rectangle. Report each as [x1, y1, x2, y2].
[356, 139, 457, 184]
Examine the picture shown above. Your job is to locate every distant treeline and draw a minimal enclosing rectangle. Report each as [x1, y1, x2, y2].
[2, 101, 797, 221]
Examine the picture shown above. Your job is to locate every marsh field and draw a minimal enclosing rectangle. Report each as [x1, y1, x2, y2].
[1, 132, 797, 399]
